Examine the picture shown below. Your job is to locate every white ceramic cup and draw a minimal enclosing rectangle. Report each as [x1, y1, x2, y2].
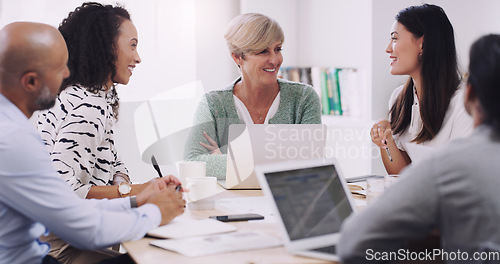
[366, 178, 385, 205]
[385, 174, 400, 190]
[186, 176, 217, 210]
[177, 161, 206, 187]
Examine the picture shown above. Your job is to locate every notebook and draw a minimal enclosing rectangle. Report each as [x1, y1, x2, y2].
[219, 124, 327, 190]
[147, 218, 236, 239]
[254, 158, 355, 261]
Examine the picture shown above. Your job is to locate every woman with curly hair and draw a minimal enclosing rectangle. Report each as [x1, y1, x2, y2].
[36, 2, 180, 263]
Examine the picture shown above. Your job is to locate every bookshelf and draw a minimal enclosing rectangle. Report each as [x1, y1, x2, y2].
[279, 67, 365, 119]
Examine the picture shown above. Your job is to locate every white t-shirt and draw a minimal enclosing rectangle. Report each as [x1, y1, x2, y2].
[233, 92, 281, 124]
[389, 84, 473, 152]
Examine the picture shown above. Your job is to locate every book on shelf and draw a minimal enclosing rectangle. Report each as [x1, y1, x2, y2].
[278, 66, 361, 117]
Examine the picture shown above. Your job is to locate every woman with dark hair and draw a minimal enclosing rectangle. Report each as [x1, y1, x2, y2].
[370, 4, 473, 174]
[36, 2, 181, 263]
[339, 34, 500, 263]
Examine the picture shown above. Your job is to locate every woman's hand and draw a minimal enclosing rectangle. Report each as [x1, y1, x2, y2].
[370, 120, 394, 149]
[199, 131, 222, 155]
[370, 119, 411, 174]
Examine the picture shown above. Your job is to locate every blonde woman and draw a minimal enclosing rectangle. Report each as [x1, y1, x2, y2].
[184, 13, 321, 179]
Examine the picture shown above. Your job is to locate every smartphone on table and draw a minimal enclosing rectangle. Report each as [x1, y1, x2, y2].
[209, 213, 264, 222]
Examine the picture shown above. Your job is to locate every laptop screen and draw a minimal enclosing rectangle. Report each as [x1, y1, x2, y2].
[264, 165, 353, 241]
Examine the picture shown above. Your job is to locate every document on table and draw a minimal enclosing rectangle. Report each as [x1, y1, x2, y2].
[147, 218, 236, 239]
[150, 230, 282, 257]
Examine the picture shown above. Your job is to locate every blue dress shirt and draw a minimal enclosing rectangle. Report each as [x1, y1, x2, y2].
[0, 94, 161, 264]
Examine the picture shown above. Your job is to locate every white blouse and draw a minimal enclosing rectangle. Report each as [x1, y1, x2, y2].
[389, 84, 473, 152]
[233, 92, 281, 124]
[36, 85, 129, 198]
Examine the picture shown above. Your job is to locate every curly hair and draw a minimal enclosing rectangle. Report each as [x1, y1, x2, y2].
[58, 2, 131, 118]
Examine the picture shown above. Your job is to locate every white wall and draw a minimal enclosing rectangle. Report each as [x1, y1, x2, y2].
[121, 0, 197, 102]
[195, 0, 240, 92]
[240, 0, 299, 67]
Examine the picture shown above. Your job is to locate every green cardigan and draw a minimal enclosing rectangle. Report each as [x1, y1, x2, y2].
[183, 77, 322, 179]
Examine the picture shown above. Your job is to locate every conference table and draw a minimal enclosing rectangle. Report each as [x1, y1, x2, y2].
[122, 184, 355, 264]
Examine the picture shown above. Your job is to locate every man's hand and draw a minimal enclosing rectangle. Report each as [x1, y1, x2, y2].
[136, 176, 183, 206]
[146, 185, 185, 226]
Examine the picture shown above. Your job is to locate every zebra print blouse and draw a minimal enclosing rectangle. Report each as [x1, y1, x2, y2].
[36, 85, 129, 198]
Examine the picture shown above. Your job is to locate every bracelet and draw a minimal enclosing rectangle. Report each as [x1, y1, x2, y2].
[130, 196, 138, 208]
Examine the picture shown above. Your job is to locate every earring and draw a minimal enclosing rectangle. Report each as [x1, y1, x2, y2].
[418, 51, 423, 61]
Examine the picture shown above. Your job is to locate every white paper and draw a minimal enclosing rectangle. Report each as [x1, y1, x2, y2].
[147, 218, 236, 239]
[217, 196, 276, 223]
[150, 230, 282, 257]
[353, 197, 367, 208]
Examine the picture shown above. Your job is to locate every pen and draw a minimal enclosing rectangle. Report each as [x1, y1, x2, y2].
[176, 185, 185, 208]
[151, 155, 163, 178]
[384, 140, 393, 162]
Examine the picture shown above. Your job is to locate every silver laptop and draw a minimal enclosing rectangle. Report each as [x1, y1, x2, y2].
[218, 124, 327, 190]
[254, 158, 355, 261]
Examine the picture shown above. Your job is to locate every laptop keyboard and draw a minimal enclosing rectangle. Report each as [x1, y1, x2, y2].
[312, 245, 336, 254]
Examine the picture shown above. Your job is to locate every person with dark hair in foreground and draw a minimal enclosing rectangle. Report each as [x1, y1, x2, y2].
[339, 34, 500, 263]
[370, 4, 473, 175]
[0, 22, 184, 264]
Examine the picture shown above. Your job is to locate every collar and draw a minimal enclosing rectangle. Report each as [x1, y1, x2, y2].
[0, 93, 30, 122]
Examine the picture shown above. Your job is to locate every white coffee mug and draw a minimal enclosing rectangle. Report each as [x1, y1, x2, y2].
[186, 176, 217, 210]
[385, 174, 400, 190]
[177, 161, 206, 187]
[366, 178, 385, 205]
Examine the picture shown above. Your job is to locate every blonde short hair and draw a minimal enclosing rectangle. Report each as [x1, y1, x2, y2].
[224, 13, 284, 59]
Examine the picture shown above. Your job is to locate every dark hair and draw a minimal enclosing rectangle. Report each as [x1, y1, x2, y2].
[389, 4, 460, 143]
[468, 34, 500, 132]
[58, 2, 131, 118]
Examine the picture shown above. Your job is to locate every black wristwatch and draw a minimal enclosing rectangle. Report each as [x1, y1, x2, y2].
[130, 196, 138, 208]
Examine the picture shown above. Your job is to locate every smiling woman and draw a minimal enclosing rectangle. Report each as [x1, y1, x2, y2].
[35, 2, 148, 264]
[370, 4, 473, 175]
[183, 13, 322, 180]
